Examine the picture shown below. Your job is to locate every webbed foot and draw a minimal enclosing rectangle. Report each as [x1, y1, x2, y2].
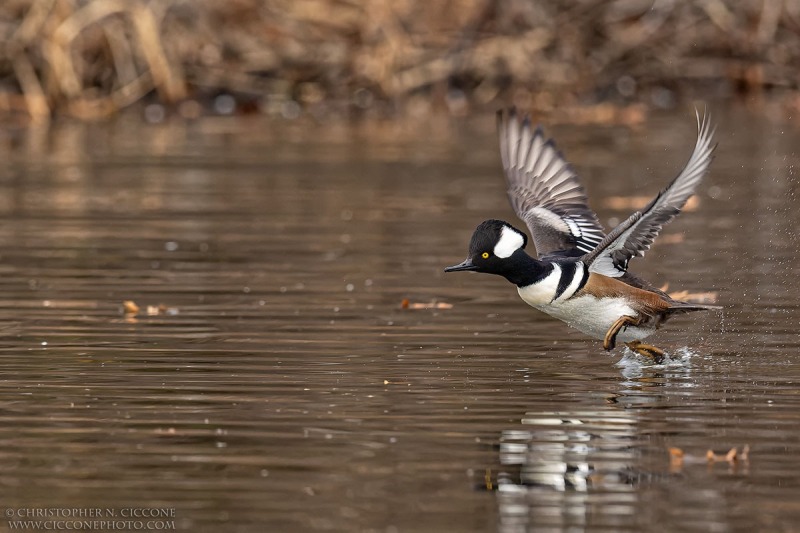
[625, 340, 665, 364]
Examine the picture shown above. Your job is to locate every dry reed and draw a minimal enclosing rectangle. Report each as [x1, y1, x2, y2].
[0, 0, 798, 122]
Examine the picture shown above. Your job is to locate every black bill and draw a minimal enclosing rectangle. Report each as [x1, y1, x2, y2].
[444, 258, 477, 272]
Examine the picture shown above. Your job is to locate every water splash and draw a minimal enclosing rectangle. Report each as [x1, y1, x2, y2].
[615, 346, 696, 370]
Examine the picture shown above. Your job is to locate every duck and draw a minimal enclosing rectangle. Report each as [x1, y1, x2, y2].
[444, 108, 719, 363]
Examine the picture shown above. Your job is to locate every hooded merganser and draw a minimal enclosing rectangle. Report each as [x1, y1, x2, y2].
[445, 108, 719, 363]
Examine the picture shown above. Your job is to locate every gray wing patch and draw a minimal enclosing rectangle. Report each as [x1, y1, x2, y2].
[498, 108, 605, 258]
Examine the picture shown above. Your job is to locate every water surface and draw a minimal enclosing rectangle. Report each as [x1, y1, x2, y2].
[0, 106, 798, 532]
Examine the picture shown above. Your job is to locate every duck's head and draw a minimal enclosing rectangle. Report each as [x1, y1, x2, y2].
[444, 219, 530, 277]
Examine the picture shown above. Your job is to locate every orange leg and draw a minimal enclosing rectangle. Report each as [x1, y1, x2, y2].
[625, 341, 666, 364]
[603, 315, 641, 351]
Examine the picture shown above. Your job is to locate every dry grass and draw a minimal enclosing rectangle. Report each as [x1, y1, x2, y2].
[1, 0, 799, 122]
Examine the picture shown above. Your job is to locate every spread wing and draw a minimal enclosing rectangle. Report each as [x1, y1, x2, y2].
[583, 109, 716, 277]
[497, 108, 605, 259]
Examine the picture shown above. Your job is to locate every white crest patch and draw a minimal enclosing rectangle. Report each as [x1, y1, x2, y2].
[494, 226, 524, 258]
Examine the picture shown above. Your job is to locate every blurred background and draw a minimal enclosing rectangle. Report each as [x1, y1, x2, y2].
[1, 3, 800, 532]
[1, 0, 799, 124]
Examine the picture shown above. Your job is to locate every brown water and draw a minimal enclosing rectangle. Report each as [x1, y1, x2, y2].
[0, 106, 797, 532]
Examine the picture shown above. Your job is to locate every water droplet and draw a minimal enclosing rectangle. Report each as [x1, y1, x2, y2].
[214, 94, 236, 115]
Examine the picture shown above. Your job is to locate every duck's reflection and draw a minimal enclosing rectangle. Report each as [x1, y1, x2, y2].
[495, 409, 644, 531]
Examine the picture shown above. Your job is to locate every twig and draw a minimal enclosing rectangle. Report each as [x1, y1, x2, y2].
[12, 52, 50, 122]
[131, 3, 185, 102]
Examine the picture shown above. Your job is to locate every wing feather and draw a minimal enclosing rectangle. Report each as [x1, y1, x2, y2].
[497, 108, 605, 258]
[583, 109, 717, 277]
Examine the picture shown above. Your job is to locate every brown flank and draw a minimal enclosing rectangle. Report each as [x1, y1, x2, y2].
[576, 273, 672, 317]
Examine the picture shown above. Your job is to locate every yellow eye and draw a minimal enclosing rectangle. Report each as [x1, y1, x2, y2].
[481, 252, 489, 259]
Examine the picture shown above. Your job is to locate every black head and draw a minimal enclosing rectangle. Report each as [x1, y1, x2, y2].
[444, 219, 530, 276]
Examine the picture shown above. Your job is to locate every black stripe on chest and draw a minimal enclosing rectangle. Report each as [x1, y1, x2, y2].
[575, 263, 589, 293]
[551, 262, 589, 301]
[553, 262, 577, 301]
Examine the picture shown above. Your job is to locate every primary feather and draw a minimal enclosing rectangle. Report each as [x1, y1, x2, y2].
[583, 110, 717, 277]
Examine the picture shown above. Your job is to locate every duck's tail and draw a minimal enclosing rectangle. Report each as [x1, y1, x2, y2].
[666, 299, 722, 316]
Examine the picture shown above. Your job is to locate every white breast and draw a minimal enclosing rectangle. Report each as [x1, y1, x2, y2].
[517, 265, 562, 306]
[516, 262, 586, 306]
[520, 294, 655, 342]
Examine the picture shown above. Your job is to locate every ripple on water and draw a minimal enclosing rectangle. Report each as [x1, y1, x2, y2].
[0, 110, 798, 531]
